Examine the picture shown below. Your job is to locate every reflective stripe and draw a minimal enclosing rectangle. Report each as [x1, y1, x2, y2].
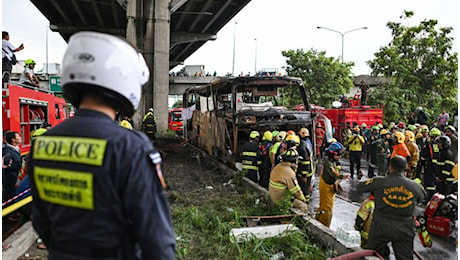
[242, 165, 258, 170]
[361, 231, 368, 240]
[289, 186, 301, 194]
[446, 178, 455, 182]
[242, 160, 254, 165]
[446, 160, 456, 167]
[442, 170, 452, 175]
[306, 172, 314, 177]
[426, 186, 436, 190]
[436, 161, 445, 166]
[300, 161, 310, 165]
[242, 152, 257, 156]
[269, 180, 287, 190]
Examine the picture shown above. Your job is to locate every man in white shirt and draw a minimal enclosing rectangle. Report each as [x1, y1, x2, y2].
[2, 31, 24, 83]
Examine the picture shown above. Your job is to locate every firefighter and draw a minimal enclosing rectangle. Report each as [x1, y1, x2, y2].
[297, 128, 314, 201]
[142, 113, 157, 141]
[27, 31, 175, 259]
[272, 131, 287, 167]
[391, 132, 411, 162]
[269, 148, 308, 213]
[354, 193, 374, 248]
[315, 122, 325, 159]
[404, 130, 419, 179]
[357, 156, 426, 260]
[316, 142, 350, 227]
[375, 129, 391, 176]
[367, 125, 380, 178]
[348, 127, 365, 178]
[415, 125, 430, 180]
[239, 131, 262, 183]
[434, 136, 455, 195]
[259, 131, 273, 189]
[421, 128, 441, 201]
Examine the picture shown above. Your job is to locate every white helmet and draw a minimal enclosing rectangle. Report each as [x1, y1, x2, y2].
[61, 31, 149, 116]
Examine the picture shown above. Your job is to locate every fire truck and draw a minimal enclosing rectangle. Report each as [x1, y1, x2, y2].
[168, 108, 183, 134]
[2, 83, 69, 154]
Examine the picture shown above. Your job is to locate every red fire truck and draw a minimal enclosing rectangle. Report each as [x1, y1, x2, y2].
[2, 83, 69, 154]
[168, 108, 183, 134]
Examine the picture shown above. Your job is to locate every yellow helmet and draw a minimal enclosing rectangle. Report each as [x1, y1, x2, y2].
[249, 131, 260, 139]
[299, 128, 310, 137]
[32, 128, 47, 137]
[380, 129, 389, 135]
[429, 128, 441, 137]
[277, 131, 287, 141]
[404, 130, 415, 142]
[419, 125, 429, 133]
[120, 120, 133, 130]
[394, 131, 405, 143]
[293, 135, 300, 145]
[262, 131, 273, 141]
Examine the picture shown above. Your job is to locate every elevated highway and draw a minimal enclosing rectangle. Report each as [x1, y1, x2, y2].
[29, 0, 251, 131]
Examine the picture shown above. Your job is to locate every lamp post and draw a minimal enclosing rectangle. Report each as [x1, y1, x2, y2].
[232, 21, 237, 76]
[316, 26, 367, 62]
[254, 38, 257, 75]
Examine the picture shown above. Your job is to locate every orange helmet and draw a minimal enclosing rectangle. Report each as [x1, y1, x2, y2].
[286, 130, 296, 136]
[299, 128, 310, 137]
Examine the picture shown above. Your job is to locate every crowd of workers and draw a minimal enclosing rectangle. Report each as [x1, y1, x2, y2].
[236, 105, 457, 259]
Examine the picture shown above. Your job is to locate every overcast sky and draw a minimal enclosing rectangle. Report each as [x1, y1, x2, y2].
[2, 0, 458, 76]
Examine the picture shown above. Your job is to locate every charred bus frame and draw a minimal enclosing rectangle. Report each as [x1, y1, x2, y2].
[182, 76, 314, 166]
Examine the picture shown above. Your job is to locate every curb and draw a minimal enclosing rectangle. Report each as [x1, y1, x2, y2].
[2, 221, 38, 260]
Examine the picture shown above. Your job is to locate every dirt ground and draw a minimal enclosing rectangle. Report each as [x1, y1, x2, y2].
[16, 138, 233, 259]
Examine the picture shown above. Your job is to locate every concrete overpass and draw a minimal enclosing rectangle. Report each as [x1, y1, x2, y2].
[29, 0, 251, 131]
[169, 76, 220, 95]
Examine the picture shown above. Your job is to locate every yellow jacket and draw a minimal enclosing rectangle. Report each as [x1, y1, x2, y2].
[269, 162, 306, 203]
[406, 141, 419, 168]
[354, 197, 375, 241]
[348, 135, 365, 151]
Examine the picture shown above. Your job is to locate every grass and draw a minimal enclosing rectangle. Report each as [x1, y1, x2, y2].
[170, 176, 327, 260]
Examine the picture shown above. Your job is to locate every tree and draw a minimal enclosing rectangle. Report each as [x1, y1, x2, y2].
[282, 49, 354, 108]
[173, 100, 183, 108]
[367, 10, 458, 124]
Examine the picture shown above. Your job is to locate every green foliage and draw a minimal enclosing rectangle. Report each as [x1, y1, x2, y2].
[173, 100, 183, 108]
[282, 48, 355, 107]
[367, 10, 458, 124]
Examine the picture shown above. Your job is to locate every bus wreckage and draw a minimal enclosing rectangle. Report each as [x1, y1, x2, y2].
[182, 76, 316, 166]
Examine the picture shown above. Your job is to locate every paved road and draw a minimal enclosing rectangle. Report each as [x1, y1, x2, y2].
[308, 157, 457, 260]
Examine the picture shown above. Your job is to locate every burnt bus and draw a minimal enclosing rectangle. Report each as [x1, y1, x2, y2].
[182, 76, 314, 166]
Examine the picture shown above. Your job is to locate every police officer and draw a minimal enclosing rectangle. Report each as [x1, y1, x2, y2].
[357, 156, 426, 260]
[28, 32, 175, 260]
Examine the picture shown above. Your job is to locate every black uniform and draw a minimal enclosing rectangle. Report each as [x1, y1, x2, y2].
[28, 109, 175, 260]
[434, 147, 455, 195]
[239, 140, 261, 183]
[296, 138, 314, 199]
[357, 173, 426, 260]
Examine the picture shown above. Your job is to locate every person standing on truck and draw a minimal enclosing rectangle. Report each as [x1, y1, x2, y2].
[357, 156, 426, 260]
[19, 59, 40, 87]
[2, 31, 24, 83]
[27, 31, 175, 259]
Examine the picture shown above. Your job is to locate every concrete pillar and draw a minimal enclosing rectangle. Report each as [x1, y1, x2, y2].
[152, 0, 170, 133]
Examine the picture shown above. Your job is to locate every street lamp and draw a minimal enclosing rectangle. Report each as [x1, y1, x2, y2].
[316, 26, 367, 62]
[254, 38, 257, 75]
[232, 21, 237, 76]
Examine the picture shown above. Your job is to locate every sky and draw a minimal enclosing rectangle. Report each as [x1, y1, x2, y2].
[2, 0, 458, 76]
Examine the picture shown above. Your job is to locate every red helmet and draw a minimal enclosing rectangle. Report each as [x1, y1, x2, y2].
[398, 122, 406, 129]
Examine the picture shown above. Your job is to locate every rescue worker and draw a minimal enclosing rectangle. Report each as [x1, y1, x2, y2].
[404, 130, 419, 179]
[142, 113, 157, 141]
[316, 142, 350, 227]
[268, 148, 308, 213]
[239, 131, 262, 183]
[272, 131, 287, 167]
[354, 193, 374, 248]
[444, 125, 458, 161]
[357, 156, 426, 260]
[367, 125, 380, 178]
[390, 132, 411, 162]
[259, 131, 273, 189]
[348, 127, 365, 178]
[143, 107, 155, 120]
[269, 130, 282, 168]
[27, 31, 176, 259]
[375, 129, 391, 176]
[416, 107, 428, 125]
[297, 128, 314, 201]
[119, 118, 133, 130]
[421, 128, 441, 202]
[415, 125, 430, 180]
[315, 122, 325, 159]
[434, 136, 455, 195]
